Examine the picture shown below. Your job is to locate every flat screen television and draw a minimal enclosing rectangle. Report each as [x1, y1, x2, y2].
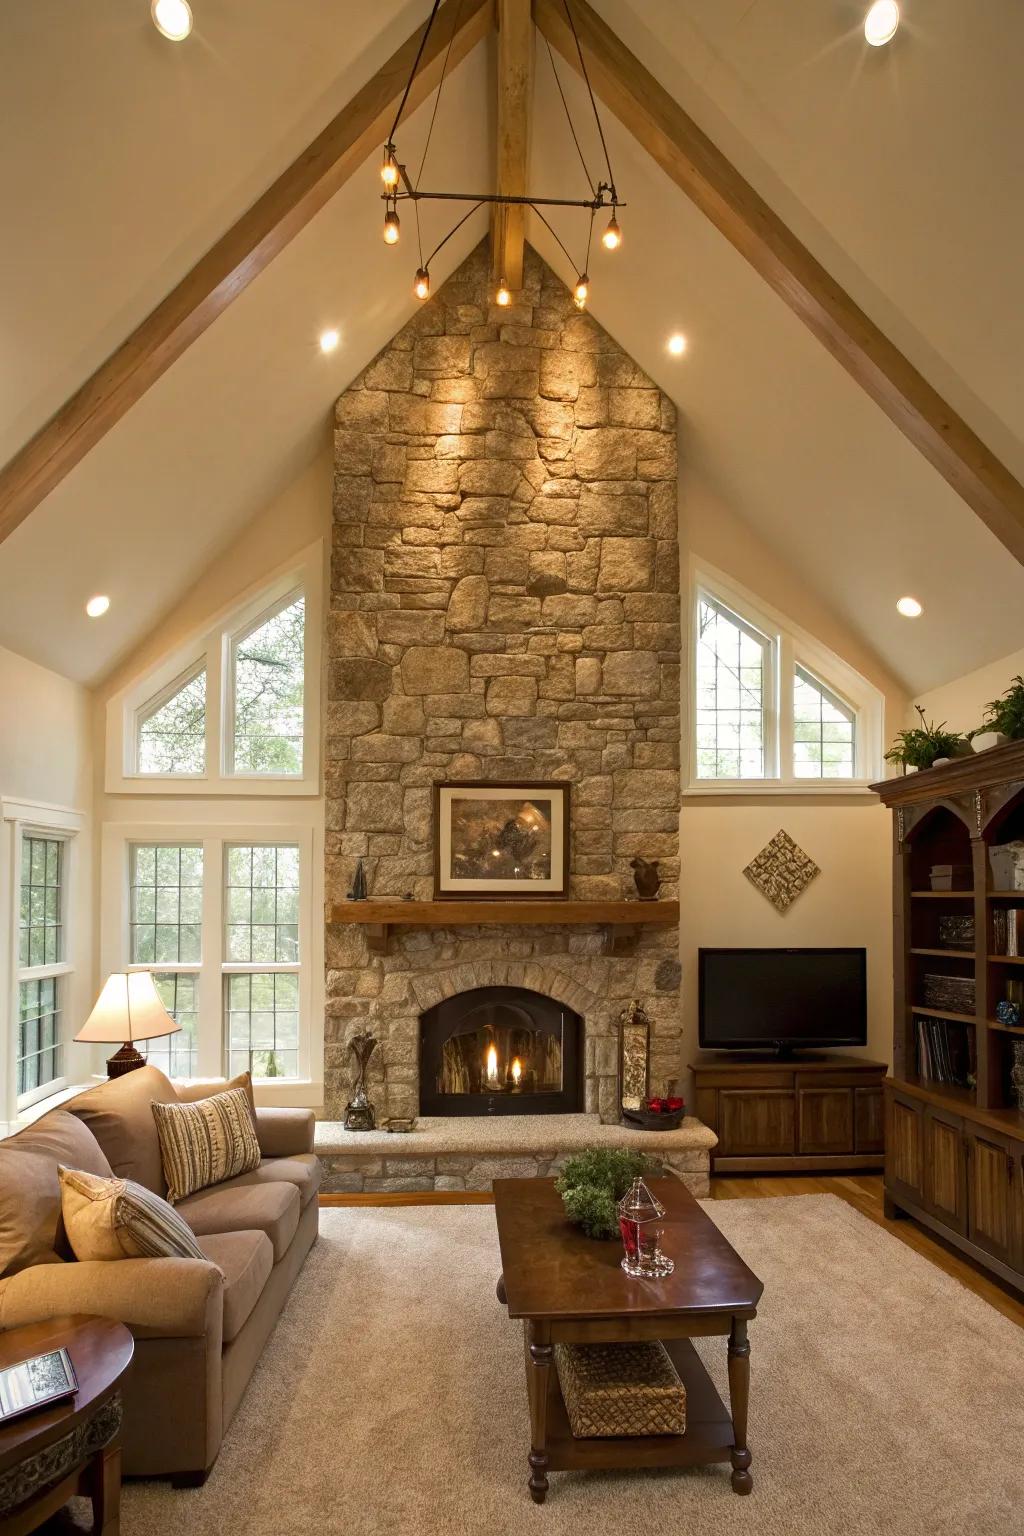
[698, 947, 867, 1054]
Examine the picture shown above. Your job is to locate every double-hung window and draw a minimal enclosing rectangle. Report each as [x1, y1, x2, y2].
[106, 827, 316, 1096]
[17, 835, 67, 1103]
[689, 568, 882, 791]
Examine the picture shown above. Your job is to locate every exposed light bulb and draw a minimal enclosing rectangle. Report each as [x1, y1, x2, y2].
[380, 151, 399, 189]
[383, 209, 400, 245]
[601, 213, 622, 251]
[667, 333, 687, 356]
[319, 329, 340, 354]
[573, 274, 589, 310]
[85, 595, 110, 618]
[413, 267, 430, 301]
[151, 0, 193, 41]
[496, 279, 511, 307]
[896, 595, 922, 618]
[864, 1, 900, 46]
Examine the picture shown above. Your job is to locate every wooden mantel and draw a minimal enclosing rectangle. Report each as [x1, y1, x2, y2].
[327, 898, 679, 955]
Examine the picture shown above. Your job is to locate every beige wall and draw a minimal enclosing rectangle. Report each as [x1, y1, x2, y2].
[678, 474, 906, 1088]
[0, 644, 92, 809]
[914, 644, 1024, 737]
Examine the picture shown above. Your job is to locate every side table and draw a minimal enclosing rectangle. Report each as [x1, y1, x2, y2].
[0, 1316, 133, 1535]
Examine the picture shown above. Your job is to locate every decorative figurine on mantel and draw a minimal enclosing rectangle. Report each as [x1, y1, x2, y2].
[344, 1031, 378, 1132]
[347, 858, 368, 902]
[630, 857, 661, 901]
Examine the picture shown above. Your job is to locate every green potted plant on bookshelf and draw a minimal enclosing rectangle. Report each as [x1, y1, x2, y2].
[884, 705, 969, 773]
[971, 674, 1024, 751]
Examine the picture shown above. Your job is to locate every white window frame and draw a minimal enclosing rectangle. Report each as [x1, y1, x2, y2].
[1, 801, 85, 1118]
[224, 585, 306, 779]
[694, 590, 777, 783]
[685, 562, 883, 796]
[101, 821, 321, 1105]
[105, 542, 323, 796]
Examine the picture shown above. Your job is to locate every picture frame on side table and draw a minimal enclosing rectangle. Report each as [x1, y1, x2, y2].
[433, 781, 570, 900]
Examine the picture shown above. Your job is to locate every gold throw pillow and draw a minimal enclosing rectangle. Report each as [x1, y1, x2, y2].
[151, 1086, 261, 1203]
[59, 1166, 206, 1262]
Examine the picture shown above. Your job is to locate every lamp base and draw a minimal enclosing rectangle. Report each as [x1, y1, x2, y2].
[106, 1043, 147, 1078]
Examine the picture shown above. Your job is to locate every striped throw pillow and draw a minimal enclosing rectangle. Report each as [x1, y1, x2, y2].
[151, 1087, 261, 1204]
[59, 1166, 206, 1261]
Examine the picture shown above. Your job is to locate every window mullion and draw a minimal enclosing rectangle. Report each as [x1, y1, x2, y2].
[776, 634, 794, 783]
[196, 838, 224, 1078]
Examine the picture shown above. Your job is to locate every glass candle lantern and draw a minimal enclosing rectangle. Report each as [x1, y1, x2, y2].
[616, 1176, 674, 1278]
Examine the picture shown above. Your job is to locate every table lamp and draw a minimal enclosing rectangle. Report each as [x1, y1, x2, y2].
[75, 971, 179, 1077]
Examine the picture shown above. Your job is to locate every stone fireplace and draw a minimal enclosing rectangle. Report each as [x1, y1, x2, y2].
[419, 985, 583, 1116]
[323, 241, 682, 1127]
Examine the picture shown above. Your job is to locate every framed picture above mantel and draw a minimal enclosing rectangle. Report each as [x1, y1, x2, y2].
[433, 782, 570, 901]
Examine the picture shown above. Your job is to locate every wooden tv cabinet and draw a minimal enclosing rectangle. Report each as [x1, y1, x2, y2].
[690, 1054, 888, 1174]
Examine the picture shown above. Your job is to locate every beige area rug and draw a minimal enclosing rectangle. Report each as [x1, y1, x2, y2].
[117, 1197, 1022, 1536]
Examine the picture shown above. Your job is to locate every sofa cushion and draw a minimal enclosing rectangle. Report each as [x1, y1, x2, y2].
[151, 1088, 261, 1204]
[59, 1167, 206, 1262]
[195, 1231, 273, 1342]
[178, 1181, 300, 1263]
[0, 1110, 113, 1276]
[212, 1154, 322, 1209]
[69, 1066, 179, 1196]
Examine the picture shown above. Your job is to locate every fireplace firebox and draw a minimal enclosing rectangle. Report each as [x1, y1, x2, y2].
[419, 986, 583, 1116]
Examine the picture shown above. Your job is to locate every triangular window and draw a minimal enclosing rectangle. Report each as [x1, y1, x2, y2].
[136, 665, 206, 775]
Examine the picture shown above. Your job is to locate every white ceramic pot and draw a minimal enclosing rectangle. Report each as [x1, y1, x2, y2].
[971, 731, 1009, 753]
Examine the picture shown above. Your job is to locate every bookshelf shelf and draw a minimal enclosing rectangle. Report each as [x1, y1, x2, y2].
[987, 954, 1024, 965]
[910, 890, 973, 899]
[989, 1019, 1024, 1037]
[908, 947, 973, 960]
[987, 889, 1024, 899]
[909, 1006, 976, 1025]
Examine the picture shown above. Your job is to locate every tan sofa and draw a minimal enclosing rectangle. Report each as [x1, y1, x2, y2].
[0, 1066, 319, 1482]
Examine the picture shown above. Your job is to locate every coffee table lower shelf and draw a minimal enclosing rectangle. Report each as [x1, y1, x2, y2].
[543, 1338, 734, 1474]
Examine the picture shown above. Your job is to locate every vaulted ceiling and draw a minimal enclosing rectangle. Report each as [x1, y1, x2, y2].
[1, 0, 1021, 693]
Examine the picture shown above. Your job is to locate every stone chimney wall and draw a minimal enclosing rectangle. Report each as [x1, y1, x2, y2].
[324, 241, 680, 1121]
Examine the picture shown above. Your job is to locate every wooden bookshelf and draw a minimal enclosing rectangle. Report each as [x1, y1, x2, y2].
[872, 741, 1024, 1287]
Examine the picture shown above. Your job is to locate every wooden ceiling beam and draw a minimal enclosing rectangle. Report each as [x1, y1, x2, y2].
[534, 0, 1024, 567]
[0, 0, 492, 547]
[491, 0, 534, 290]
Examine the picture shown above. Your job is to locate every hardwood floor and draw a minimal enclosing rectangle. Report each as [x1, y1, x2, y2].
[320, 1172, 1024, 1326]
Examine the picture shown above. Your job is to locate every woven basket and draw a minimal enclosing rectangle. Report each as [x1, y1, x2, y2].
[554, 1341, 687, 1439]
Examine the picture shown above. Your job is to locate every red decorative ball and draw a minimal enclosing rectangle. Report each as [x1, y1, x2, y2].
[666, 1096, 684, 1112]
[646, 1097, 663, 1112]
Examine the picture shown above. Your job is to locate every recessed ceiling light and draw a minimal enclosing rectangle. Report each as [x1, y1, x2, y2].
[86, 595, 110, 618]
[864, 1, 900, 47]
[667, 333, 687, 356]
[151, 0, 193, 41]
[319, 329, 340, 354]
[896, 595, 922, 618]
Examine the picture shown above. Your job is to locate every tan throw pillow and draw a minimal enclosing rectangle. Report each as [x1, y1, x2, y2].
[59, 1167, 206, 1262]
[151, 1087, 261, 1204]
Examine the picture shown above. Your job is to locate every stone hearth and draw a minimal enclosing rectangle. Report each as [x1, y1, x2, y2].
[316, 1114, 716, 1196]
[324, 241, 680, 1127]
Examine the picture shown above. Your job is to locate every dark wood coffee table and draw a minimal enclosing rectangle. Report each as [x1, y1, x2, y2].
[494, 1177, 763, 1504]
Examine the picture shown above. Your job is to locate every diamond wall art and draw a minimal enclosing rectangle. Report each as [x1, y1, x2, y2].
[743, 830, 820, 913]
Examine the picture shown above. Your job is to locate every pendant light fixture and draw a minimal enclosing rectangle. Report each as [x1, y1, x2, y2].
[377, 0, 624, 309]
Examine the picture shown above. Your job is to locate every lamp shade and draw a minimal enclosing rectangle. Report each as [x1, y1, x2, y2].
[75, 972, 179, 1045]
